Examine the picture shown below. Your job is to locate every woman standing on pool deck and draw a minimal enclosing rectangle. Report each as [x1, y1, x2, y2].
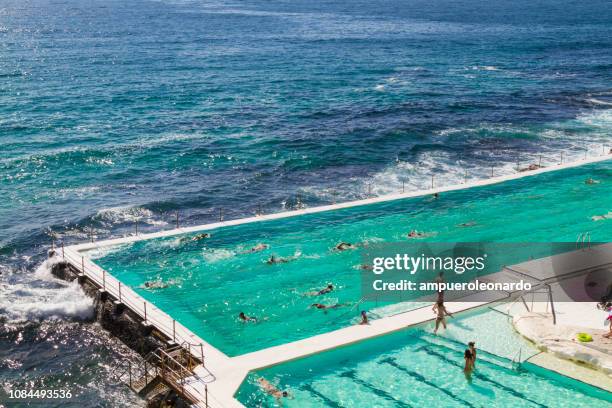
[432, 301, 453, 334]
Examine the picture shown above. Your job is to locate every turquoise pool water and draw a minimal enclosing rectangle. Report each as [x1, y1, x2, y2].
[93, 161, 612, 356]
[236, 309, 612, 407]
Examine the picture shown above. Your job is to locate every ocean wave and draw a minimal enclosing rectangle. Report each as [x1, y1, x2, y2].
[93, 206, 168, 227]
[0, 257, 94, 323]
[586, 98, 612, 107]
[84, 243, 133, 260]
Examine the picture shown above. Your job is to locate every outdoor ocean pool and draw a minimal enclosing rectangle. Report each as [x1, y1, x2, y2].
[236, 309, 612, 407]
[89, 161, 612, 356]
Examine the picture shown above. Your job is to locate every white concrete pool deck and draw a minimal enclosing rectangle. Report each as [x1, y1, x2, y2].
[59, 154, 612, 408]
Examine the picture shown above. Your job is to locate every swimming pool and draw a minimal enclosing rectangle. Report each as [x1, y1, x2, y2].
[235, 309, 611, 407]
[91, 161, 612, 356]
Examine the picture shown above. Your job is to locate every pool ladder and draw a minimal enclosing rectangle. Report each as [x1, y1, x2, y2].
[511, 347, 522, 370]
[576, 232, 591, 250]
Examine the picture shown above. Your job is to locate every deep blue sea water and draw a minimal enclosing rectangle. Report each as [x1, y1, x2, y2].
[0, 0, 611, 406]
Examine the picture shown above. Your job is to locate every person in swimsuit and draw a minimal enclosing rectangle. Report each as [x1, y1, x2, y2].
[257, 377, 288, 401]
[239, 312, 257, 322]
[435, 272, 445, 303]
[432, 301, 453, 334]
[604, 304, 612, 338]
[468, 341, 477, 367]
[319, 284, 334, 295]
[310, 303, 343, 310]
[267, 255, 288, 265]
[242, 243, 268, 253]
[464, 349, 474, 382]
[359, 310, 369, 325]
[335, 242, 355, 251]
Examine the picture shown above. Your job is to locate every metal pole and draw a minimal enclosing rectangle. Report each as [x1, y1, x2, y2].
[548, 285, 556, 325]
[402, 180, 405, 193]
[200, 344, 204, 365]
[431, 175, 434, 189]
[538, 154, 542, 167]
[135, 220, 138, 236]
[464, 168, 468, 183]
[176, 211, 179, 228]
[144, 301, 147, 322]
[219, 208, 223, 221]
[62, 242, 65, 259]
[491, 166, 494, 177]
[128, 361, 132, 388]
[102, 270, 106, 291]
[81, 256, 85, 274]
[173, 319, 176, 342]
[560, 151, 563, 164]
[119, 282, 122, 303]
[205, 384, 208, 407]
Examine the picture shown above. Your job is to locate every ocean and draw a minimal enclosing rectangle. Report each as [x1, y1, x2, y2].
[1, 0, 611, 406]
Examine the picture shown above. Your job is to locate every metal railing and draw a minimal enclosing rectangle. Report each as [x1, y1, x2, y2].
[59, 248, 208, 366]
[112, 346, 210, 407]
[576, 232, 591, 250]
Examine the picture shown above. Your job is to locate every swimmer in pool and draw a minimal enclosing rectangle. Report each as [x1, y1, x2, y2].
[266, 255, 289, 264]
[458, 221, 477, 227]
[407, 230, 424, 238]
[180, 233, 211, 243]
[242, 243, 269, 254]
[257, 377, 288, 401]
[143, 280, 169, 289]
[239, 312, 257, 322]
[585, 178, 600, 185]
[464, 349, 474, 382]
[335, 242, 355, 251]
[468, 341, 477, 367]
[310, 303, 343, 310]
[305, 284, 334, 296]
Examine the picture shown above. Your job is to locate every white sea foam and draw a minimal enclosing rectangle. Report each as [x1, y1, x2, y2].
[0, 257, 94, 323]
[591, 212, 612, 221]
[202, 248, 235, 263]
[84, 243, 132, 260]
[586, 98, 612, 107]
[95, 206, 168, 227]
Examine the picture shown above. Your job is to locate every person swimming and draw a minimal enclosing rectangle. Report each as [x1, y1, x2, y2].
[432, 301, 453, 334]
[239, 312, 257, 322]
[458, 221, 477, 227]
[257, 377, 288, 401]
[317, 284, 334, 295]
[359, 310, 369, 325]
[242, 243, 268, 254]
[310, 303, 343, 310]
[585, 178, 600, 185]
[407, 230, 424, 238]
[335, 242, 355, 251]
[143, 280, 169, 289]
[266, 255, 289, 265]
[267, 250, 301, 265]
[180, 233, 211, 244]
